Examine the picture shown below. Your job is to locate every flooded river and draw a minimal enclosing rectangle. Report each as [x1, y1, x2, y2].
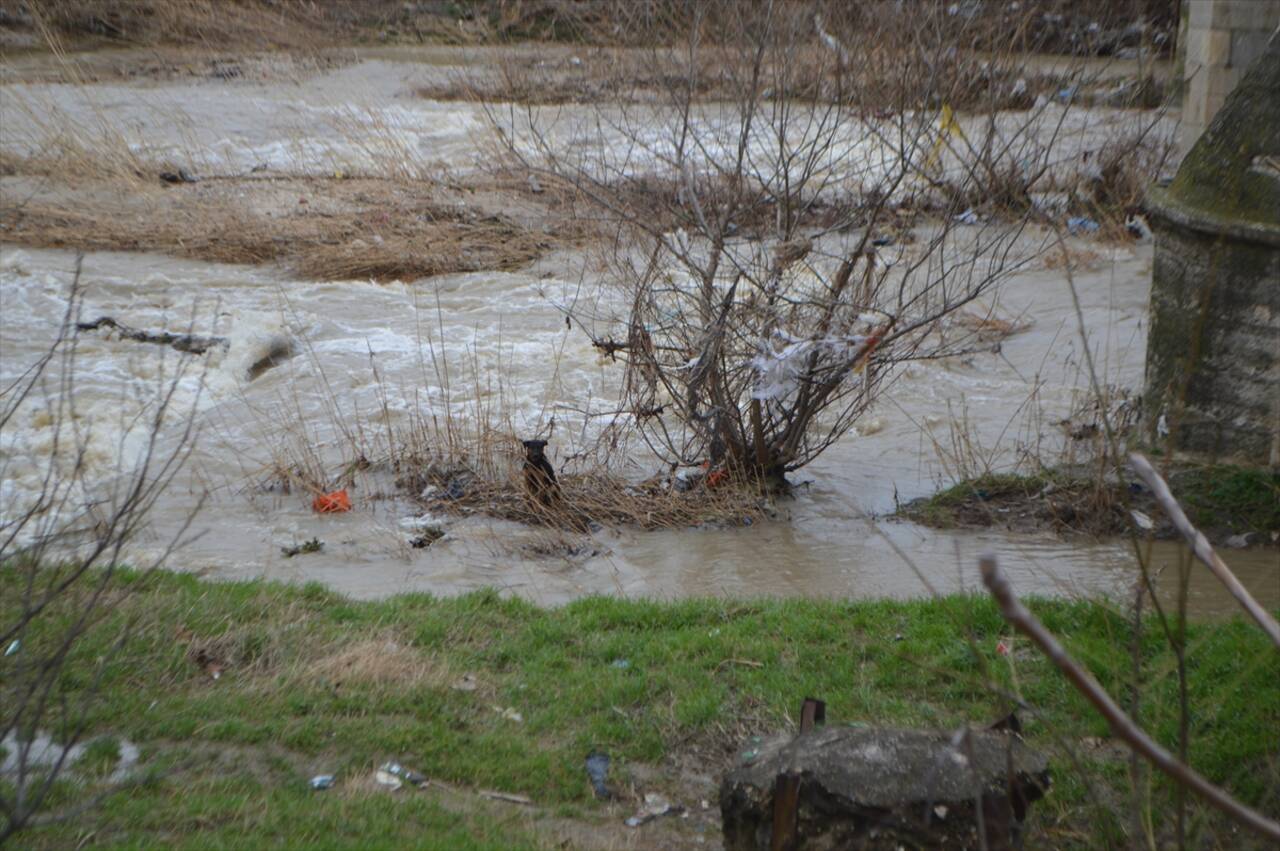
[2, 52, 1275, 616]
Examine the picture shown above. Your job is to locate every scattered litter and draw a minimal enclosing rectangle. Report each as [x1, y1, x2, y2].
[480, 790, 532, 805]
[281, 538, 324, 558]
[954, 208, 979, 225]
[673, 467, 705, 492]
[871, 235, 895, 247]
[1157, 414, 1170, 438]
[312, 489, 352, 513]
[527, 174, 544, 194]
[700, 799, 710, 810]
[996, 640, 1011, 657]
[1066, 216, 1100, 235]
[1125, 215, 1152, 241]
[443, 478, 467, 500]
[750, 329, 876, 402]
[374, 768, 402, 791]
[1130, 509, 1155, 532]
[493, 706, 524, 723]
[740, 736, 764, 763]
[934, 804, 949, 819]
[625, 792, 684, 827]
[611, 659, 631, 670]
[585, 750, 614, 800]
[1224, 533, 1253, 549]
[4, 639, 18, 656]
[409, 526, 445, 549]
[188, 647, 226, 680]
[380, 761, 428, 787]
[310, 774, 335, 790]
[452, 673, 479, 692]
[1056, 85, 1078, 102]
[159, 168, 197, 184]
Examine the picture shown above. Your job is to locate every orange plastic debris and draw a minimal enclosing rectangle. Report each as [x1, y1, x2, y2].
[706, 469, 728, 489]
[312, 489, 351, 513]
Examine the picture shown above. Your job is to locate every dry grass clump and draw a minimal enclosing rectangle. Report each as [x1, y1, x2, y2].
[17, 0, 327, 49]
[418, 43, 1067, 112]
[306, 637, 447, 691]
[0, 176, 550, 282]
[405, 462, 768, 531]
[415, 47, 731, 106]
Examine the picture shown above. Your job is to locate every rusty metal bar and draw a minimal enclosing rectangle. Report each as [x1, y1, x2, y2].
[799, 697, 826, 734]
[770, 771, 801, 851]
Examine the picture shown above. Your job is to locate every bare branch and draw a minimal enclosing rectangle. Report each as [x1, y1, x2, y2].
[979, 554, 1280, 844]
[1127, 452, 1280, 649]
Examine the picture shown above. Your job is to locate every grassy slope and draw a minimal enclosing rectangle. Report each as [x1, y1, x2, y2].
[3, 569, 1278, 849]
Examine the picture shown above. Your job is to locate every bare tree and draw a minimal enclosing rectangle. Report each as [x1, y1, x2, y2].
[484, 0, 1151, 488]
[0, 259, 207, 843]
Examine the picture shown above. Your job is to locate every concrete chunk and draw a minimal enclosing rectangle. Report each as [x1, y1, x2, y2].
[720, 726, 1050, 851]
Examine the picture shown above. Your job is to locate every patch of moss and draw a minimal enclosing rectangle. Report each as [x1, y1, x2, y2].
[899, 464, 1280, 542]
[902, 471, 1060, 528]
[1173, 465, 1280, 535]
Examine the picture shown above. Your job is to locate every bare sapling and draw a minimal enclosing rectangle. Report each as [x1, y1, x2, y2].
[484, 0, 1159, 490]
[0, 259, 207, 843]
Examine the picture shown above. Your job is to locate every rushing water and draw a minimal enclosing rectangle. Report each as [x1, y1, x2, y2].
[3, 243, 1273, 617]
[1, 53, 1275, 616]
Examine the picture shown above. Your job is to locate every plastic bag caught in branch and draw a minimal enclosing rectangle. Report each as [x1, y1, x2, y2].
[750, 329, 873, 402]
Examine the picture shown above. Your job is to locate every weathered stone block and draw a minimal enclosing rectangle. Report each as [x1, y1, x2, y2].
[1212, 0, 1280, 31]
[1146, 35, 1280, 463]
[1231, 29, 1273, 69]
[1188, 0, 1215, 29]
[1187, 27, 1232, 66]
[720, 727, 1050, 851]
[1144, 217, 1280, 460]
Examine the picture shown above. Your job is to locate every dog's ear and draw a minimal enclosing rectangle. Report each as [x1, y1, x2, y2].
[522, 439, 547, 451]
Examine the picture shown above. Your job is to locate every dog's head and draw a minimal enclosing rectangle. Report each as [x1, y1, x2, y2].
[522, 439, 548, 458]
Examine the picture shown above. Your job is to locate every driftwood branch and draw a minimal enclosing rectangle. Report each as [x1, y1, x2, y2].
[979, 554, 1280, 844]
[76, 317, 228, 355]
[1128, 452, 1280, 649]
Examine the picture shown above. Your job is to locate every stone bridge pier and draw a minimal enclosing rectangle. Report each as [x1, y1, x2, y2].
[1145, 25, 1279, 464]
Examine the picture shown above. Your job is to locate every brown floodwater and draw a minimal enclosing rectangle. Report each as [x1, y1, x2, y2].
[1, 53, 1274, 618]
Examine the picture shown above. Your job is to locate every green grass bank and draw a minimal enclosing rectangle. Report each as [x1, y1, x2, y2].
[2, 568, 1278, 849]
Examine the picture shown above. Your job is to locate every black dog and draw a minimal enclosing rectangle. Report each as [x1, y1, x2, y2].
[522, 439, 560, 508]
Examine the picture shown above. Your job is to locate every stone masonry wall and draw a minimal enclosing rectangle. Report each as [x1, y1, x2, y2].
[1145, 218, 1280, 462]
[1181, 0, 1280, 149]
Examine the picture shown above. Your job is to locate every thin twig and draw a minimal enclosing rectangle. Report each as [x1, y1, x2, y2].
[1128, 453, 1280, 650]
[978, 554, 1280, 844]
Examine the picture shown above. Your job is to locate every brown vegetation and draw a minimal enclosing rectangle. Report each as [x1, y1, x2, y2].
[401, 454, 769, 532]
[0, 174, 550, 282]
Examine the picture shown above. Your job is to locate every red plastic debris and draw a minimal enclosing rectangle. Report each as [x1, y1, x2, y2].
[312, 489, 351, 513]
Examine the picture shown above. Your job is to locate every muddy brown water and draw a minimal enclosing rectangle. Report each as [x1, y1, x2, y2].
[1, 51, 1275, 618]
